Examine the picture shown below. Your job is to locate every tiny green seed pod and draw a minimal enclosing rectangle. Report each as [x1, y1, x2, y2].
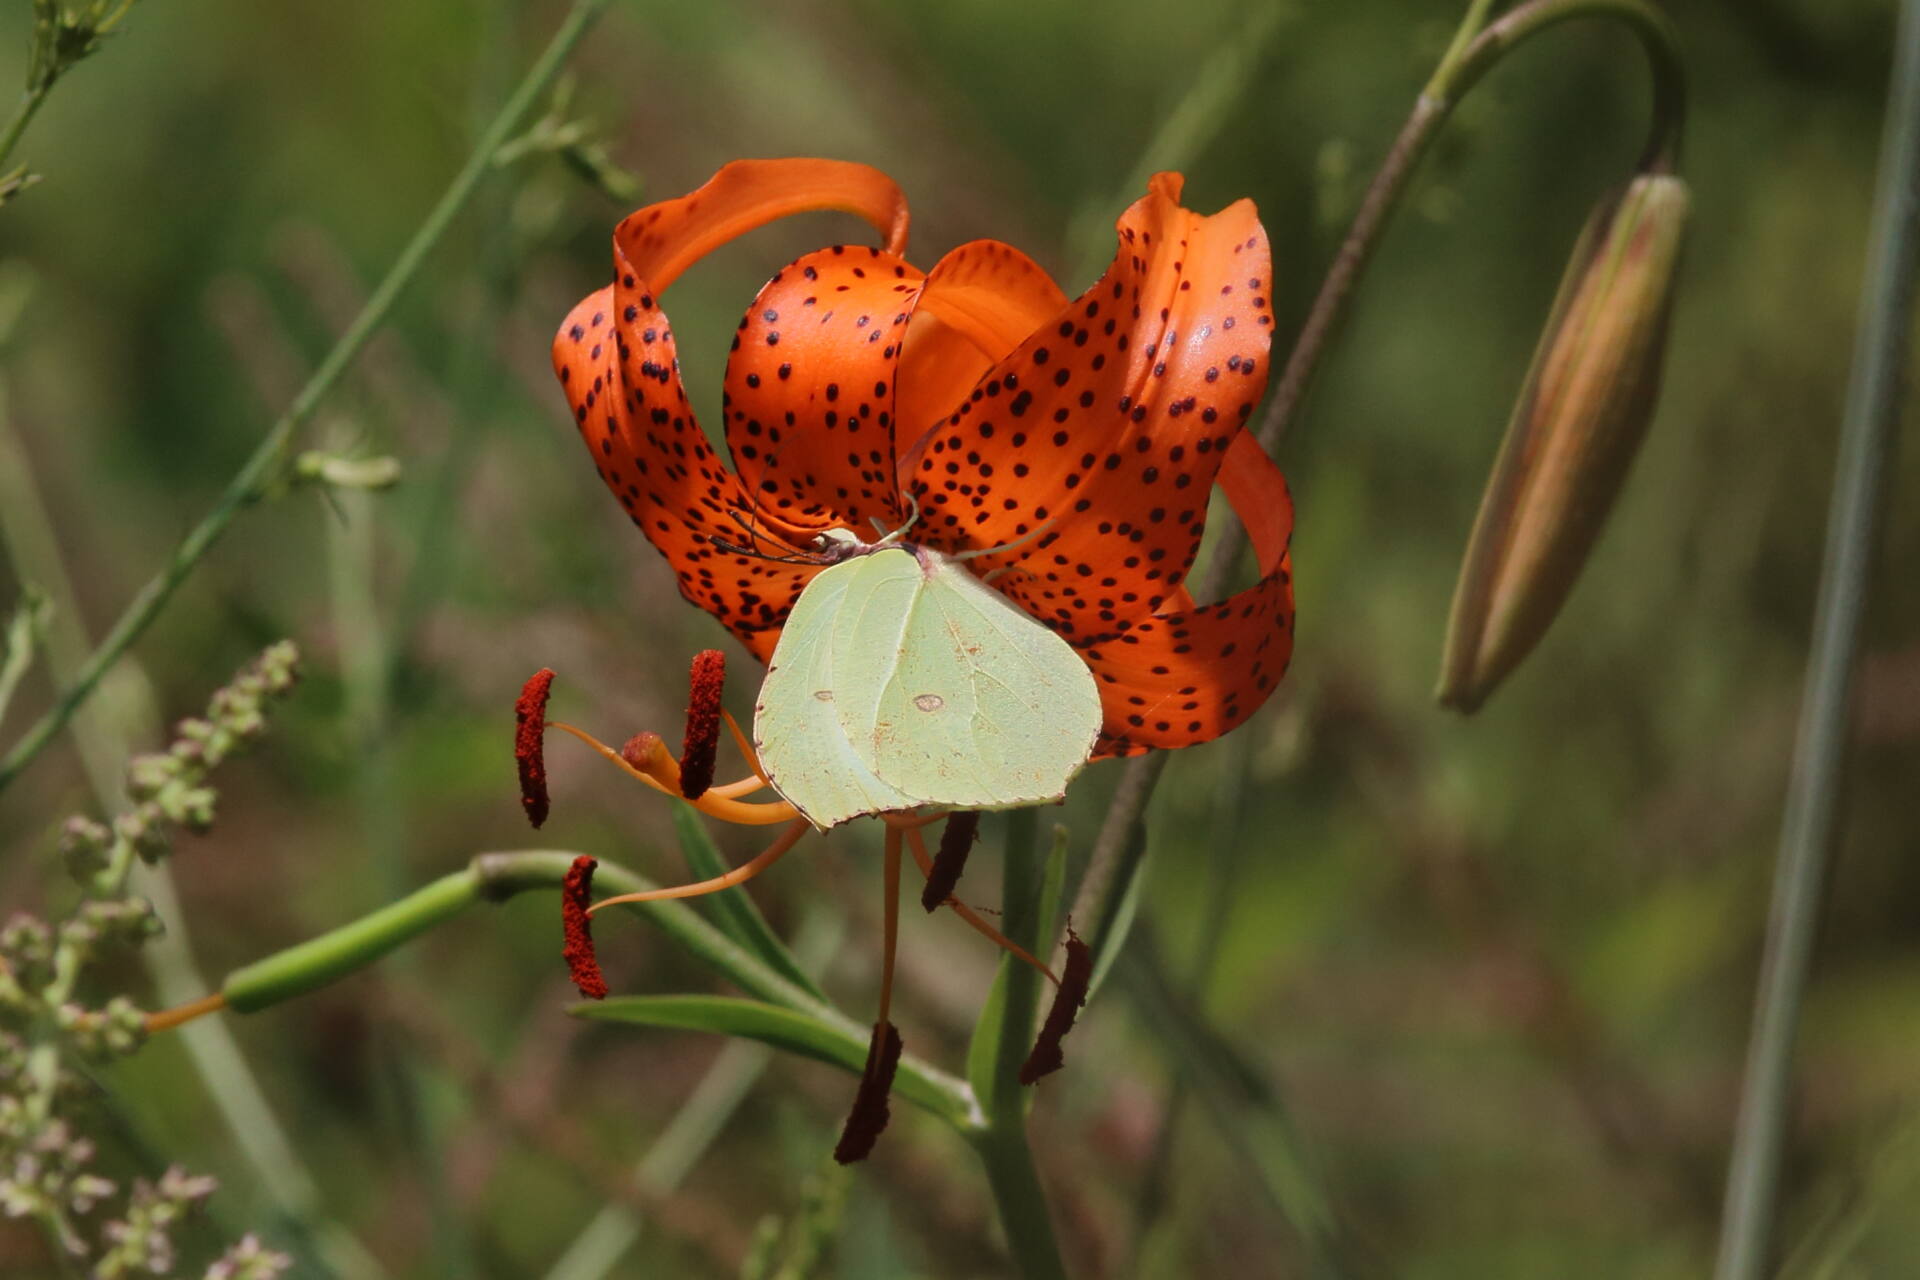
[1438, 173, 1690, 712]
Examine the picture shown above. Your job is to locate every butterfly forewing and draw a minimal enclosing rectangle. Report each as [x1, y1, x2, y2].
[831, 548, 1100, 810]
[754, 557, 924, 829]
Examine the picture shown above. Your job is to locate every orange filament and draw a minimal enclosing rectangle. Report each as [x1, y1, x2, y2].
[145, 991, 228, 1034]
[586, 816, 811, 913]
[904, 827, 1058, 985]
[550, 721, 797, 825]
[834, 829, 908, 1164]
[722, 709, 769, 784]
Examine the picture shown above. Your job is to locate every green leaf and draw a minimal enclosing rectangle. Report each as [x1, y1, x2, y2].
[575, 995, 979, 1130]
[0, 586, 50, 731]
[965, 963, 1010, 1111]
[671, 802, 827, 1003]
[969, 824, 1071, 1111]
[964, 809, 1051, 1123]
[1085, 801, 1152, 1003]
[1120, 927, 1351, 1267]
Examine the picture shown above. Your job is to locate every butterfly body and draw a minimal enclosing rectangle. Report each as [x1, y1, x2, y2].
[754, 534, 1101, 830]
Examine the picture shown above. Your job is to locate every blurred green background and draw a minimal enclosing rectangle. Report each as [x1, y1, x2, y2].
[2, 0, 1917, 1275]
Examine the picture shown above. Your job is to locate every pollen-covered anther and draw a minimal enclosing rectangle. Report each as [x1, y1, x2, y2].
[1019, 929, 1093, 1085]
[679, 649, 727, 800]
[833, 1020, 903, 1165]
[515, 668, 556, 828]
[561, 855, 608, 1000]
[921, 811, 979, 912]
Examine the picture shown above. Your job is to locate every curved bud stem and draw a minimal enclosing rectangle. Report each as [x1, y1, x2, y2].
[1248, 0, 1687, 474]
[1430, 0, 1686, 174]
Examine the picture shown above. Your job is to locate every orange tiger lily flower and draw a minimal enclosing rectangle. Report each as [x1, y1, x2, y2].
[550, 158, 1295, 760]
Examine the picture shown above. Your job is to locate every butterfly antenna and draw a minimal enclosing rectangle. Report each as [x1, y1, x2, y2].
[952, 512, 1058, 562]
[872, 492, 922, 548]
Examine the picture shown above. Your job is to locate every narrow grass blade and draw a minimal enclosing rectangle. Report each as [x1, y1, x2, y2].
[671, 802, 828, 1003]
[574, 995, 977, 1130]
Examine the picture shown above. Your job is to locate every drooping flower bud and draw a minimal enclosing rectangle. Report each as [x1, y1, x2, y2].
[1438, 173, 1690, 712]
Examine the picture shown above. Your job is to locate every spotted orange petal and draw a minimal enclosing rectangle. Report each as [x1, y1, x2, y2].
[895, 240, 1069, 479]
[722, 246, 926, 541]
[553, 160, 908, 650]
[907, 174, 1274, 644]
[1081, 431, 1294, 757]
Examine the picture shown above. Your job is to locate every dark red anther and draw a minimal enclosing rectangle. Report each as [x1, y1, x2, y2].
[922, 811, 980, 912]
[515, 668, 555, 829]
[833, 1020, 902, 1164]
[1019, 931, 1092, 1085]
[561, 855, 608, 1000]
[679, 649, 726, 800]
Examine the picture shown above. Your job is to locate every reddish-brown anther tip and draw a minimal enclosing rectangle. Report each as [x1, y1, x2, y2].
[561, 855, 608, 1000]
[515, 668, 556, 828]
[1019, 933, 1093, 1085]
[680, 649, 726, 800]
[922, 811, 980, 912]
[833, 1020, 903, 1164]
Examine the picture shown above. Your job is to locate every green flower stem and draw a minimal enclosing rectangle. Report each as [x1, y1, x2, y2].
[974, 1125, 1067, 1280]
[965, 808, 1067, 1280]
[1428, 0, 1686, 172]
[0, 0, 612, 796]
[0, 85, 50, 177]
[223, 871, 477, 1012]
[220, 851, 830, 1019]
[1713, 1, 1920, 1276]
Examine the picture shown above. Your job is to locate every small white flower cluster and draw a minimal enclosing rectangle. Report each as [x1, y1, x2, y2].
[0, 643, 301, 1275]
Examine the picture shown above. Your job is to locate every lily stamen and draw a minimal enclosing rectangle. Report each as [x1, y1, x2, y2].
[721, 709, 768, 785]
[903, 826, 1058, 985]
[834, 825, 906, 1164]
[678, 649, 727, 800]
[549, 721, 799, 825]
[585, 816, 811, 913]
[921, 811, 979, 912]
[615, 731, 766, 801]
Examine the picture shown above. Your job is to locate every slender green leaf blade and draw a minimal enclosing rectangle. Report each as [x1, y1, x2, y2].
[671, 802, 827, 1002]
[576, 994, 978, 1129]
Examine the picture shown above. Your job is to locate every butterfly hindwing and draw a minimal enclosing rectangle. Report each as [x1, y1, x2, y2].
[754, 556, 924, 830]
[831, 548, 1101, 811]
